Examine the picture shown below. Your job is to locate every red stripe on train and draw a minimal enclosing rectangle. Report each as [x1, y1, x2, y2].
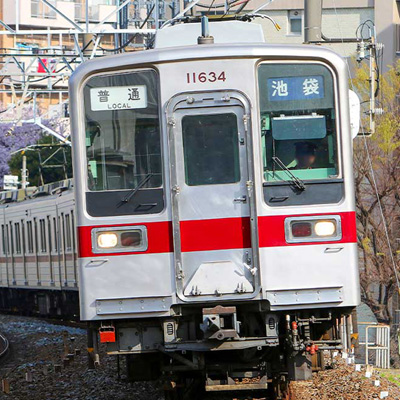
[77, 212, 357, 258]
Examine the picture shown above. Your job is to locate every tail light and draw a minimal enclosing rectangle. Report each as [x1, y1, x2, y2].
[291, 222, 312, 237]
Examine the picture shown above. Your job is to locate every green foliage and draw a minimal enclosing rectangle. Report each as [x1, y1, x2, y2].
[9, 135, 72, 187]
[352, 59, 400, 154]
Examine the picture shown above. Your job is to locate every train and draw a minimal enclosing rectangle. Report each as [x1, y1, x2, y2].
[1, 17, 361, 399]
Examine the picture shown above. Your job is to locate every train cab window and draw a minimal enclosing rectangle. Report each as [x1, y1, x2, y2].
[83, 70, 164, 217]
[182, 113, 240, 186]
[258, 63, 343, 206]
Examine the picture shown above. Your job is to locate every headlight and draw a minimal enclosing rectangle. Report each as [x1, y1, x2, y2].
[97, 232, 118, 248]
[285, 216, 342, 243]
[315, 221, 336, 237]
[92, 226, 148, 253]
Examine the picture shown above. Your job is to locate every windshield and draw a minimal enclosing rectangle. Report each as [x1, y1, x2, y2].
[83, 70, 161, 191]
[258, 63, 339, 183]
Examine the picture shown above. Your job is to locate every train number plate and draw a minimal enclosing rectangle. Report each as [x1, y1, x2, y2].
[186, 72, 226, 84]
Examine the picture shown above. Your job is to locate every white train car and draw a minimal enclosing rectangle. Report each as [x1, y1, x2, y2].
[0, 180, 78, 316]
[68, 18, 360, 397]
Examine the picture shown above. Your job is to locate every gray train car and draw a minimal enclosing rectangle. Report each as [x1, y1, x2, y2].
[0, 180, 78, 316]
[68, 19, 361, 397]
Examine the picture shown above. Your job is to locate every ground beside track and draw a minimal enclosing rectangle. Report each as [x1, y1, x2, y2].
[0, 314, 163, 400]
[1, 313, 400, 400]
[290, 357, 400, 400]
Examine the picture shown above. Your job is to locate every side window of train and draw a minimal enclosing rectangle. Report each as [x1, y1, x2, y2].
[39, 219, 47, 253]
[27, 221, 34, 254]
[33, 219, 39, 255]
[258, 62, 343, 206]
[14, 223, 21, 254]
[1, 225, 5, 255]
[9, 223, 14, 256]
[65, 214, 72, 252]
[83, 69, 164, 217]
[53, 217, 58, 252]
[47, 217, 52, 254]
[71, 210, 76, 251]
[1, 224, 7, 255]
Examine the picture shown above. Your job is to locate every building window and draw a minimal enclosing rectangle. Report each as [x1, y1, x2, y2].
[31, 0, 57, 19]
[288, 10, 302, 35]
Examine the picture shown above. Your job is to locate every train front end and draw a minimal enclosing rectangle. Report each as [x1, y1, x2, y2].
[69, 20, 360, 392]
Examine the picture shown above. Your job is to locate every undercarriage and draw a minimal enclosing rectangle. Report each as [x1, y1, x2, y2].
[87, 303, 357, 399]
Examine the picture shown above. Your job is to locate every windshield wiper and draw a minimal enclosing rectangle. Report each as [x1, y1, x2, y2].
[119, 173, 153, 206]
[272, 157, 306, 191]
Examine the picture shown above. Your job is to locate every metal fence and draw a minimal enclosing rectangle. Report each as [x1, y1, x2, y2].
[358, 323, 390, 369]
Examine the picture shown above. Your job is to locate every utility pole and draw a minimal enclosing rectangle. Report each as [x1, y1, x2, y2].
[21, 155, 28, 189]
[304, 0, 322, 44]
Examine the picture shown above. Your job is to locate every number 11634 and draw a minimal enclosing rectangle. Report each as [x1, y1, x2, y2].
[186, 71, 226, 84]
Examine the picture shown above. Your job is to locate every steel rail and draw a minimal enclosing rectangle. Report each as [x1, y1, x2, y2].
[0, 332, 9, 360]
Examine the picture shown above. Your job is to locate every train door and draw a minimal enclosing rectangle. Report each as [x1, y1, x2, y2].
[167, 91, 260, 301]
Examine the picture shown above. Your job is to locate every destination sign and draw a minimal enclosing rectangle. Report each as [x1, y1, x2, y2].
[267, 76, 324, 102]
[90, 85, 147, 111]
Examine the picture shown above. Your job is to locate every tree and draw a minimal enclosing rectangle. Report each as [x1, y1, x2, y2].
[0, 105, 71, 188]
[8, 135, 72, 187]
[0, 122, 43, 187]
[352, 60, 400, 322]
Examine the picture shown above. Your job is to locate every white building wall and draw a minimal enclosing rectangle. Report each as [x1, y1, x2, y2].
[2, 0, 117, 29]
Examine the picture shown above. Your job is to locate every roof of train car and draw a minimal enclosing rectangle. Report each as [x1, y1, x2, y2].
[69, 41, 346, 91]
[0, 179, 74, 208]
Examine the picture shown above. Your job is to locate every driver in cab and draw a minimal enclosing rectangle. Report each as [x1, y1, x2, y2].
[291, 142, 317, 170]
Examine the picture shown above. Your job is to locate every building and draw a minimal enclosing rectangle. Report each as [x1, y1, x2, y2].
[257, 0, 400, 71]
[0, 0, 121, 113]
[199, 0, 400, 71]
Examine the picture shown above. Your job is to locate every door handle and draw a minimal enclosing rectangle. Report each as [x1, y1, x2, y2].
[234, 196, 247, 203]
[324, 247, 344, 253]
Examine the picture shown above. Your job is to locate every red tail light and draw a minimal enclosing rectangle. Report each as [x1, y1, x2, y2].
[291, 222, 312, 237]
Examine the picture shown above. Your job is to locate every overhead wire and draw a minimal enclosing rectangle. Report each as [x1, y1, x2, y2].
[97, 4, 155, 53]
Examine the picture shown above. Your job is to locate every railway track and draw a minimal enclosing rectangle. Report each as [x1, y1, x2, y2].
[0, 331, 9, 361]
